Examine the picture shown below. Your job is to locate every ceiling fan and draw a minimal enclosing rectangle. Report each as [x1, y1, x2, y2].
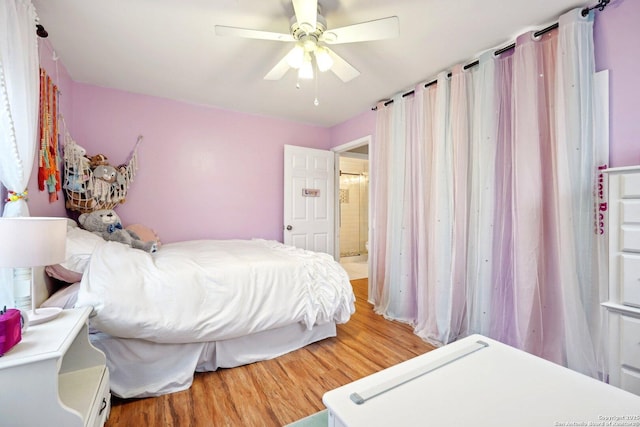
[214, 0, 399, 83]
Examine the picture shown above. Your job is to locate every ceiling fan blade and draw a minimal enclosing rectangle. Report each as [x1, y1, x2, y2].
[320, 16, 399, 44]
[292, 0, 318, 33]
[325, 47, 360, 83]
[215, 25, 294, 42]
[264, 54, 292, 80]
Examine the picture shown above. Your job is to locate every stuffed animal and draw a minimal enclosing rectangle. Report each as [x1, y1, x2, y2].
[63, 143, 91, 192]
[78, 209, 158, 253]
[92, 164, 119, 202]
[93, 164, 118, 184]
[88, 154, 109, 168]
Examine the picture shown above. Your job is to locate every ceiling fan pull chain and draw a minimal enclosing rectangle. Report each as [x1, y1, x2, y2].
[314, 62, 320, 106]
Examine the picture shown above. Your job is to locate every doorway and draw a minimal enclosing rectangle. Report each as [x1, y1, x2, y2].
[333, 136, 370, 280]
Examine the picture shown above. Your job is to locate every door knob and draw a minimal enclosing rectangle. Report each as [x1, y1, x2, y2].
[286, 225, 293, 231]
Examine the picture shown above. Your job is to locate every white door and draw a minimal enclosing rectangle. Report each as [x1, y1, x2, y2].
[284, 144, 334, 256]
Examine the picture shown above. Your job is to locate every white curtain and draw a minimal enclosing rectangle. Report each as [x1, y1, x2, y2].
[466, 51, 498, 337]
[371, 8, 604, 378]
[371, 93, 417, 323]
[0, 0, 39, 218]
[554, 8, 600, 377]
[0, 0, 40, 309]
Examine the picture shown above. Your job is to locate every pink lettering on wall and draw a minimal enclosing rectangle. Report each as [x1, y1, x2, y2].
[595, 164, 608, 235]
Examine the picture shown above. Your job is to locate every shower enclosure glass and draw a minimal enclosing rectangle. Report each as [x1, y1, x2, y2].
[339, 157, 369, 258]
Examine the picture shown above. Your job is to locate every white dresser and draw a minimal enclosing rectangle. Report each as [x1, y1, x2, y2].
[0, 307, 110, 426]
[603, 166, 640, 396]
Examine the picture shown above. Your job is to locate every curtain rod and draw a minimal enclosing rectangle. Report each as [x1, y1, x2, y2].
[373, 0, 610, 110]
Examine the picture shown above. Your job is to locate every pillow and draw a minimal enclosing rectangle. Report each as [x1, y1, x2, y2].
[45, 264, 83, 284]
[126, 223, 161, 245]
[60, 223, 106, 273]
[40, 282, 80, 309]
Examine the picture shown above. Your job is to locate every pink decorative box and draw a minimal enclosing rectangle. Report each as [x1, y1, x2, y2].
[0, 309, 22, 356]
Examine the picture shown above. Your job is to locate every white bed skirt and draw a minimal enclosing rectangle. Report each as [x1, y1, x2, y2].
[91, 322, 337, 398]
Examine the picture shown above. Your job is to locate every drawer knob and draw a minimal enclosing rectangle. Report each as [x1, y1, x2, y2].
[99, 397, 108, 415]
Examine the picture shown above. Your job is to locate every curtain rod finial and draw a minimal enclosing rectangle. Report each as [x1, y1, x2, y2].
[36, 24, 48, 38]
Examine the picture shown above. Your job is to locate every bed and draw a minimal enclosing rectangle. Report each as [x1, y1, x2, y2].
[39, 221, 355, 398]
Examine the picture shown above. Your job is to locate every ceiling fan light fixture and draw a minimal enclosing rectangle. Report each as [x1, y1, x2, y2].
[315, 46, 333, 72]
[299, 22, 316, 35]
[286, 43, 305, 69]
[298, 54, 314, 80]
[220, 0, 398, 85]
[300, 35, 317, 52]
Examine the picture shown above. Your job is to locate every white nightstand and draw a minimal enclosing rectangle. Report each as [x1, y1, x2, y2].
[0, 307, 111, 426]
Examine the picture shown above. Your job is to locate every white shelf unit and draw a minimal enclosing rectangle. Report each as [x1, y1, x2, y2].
[0, 307, 110, 426]
[603, 166, 640, 395]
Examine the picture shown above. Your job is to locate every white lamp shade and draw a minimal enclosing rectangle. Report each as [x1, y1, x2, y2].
[298, 55, 314, 80]
[0, 217, 67, 268]
[315, 46, 333, 72]
[286, 44, 305, 69]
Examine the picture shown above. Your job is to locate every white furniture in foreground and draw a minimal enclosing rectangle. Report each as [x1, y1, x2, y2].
[603, 166, 640, 395]
[0, 307, 110, 427]
[0, 216, 67, 324]
[323, 334, 640, 427]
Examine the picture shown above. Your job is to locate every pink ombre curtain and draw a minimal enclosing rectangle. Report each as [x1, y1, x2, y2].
[370, 101, 391, 307]
[511, 28, 564, 364]
[372, 8, 604, 378]
[490, 50, 516, 346]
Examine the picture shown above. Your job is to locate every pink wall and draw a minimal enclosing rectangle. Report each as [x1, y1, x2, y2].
[330, 109, 375, 147]
[594, 0, 640, 167]
[58, 84, 331, 243]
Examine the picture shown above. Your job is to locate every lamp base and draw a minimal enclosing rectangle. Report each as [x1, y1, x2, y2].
[27, 307, 62, 326]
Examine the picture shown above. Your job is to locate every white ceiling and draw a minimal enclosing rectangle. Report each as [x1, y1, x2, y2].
[32, 0, 591, 127]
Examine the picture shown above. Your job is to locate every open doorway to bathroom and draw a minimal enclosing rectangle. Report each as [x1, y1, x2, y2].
[333, 136, 370, 281]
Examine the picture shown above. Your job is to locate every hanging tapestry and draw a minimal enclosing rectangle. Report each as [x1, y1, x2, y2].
[38, 67, 61, 202]
[62, 132, 141, 213]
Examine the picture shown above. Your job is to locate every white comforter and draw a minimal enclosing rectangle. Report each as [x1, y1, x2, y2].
[75, 239, 355, 343]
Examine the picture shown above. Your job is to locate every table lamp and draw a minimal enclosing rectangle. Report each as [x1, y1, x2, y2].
[0, 217, 67, 325]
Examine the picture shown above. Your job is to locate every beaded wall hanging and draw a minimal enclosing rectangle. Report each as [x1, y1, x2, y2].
[38, 67, 61, 202]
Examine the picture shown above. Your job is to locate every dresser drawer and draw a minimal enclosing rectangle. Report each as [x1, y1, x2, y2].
[621, 173, 640, 198]
[621, 367, 640, 396]
[86, 367, 110, 427]
[622, 254, 640, 307]
[622, 200, 640, 224]
[621, 226, 640, 252]
[621, 315, 640, 371]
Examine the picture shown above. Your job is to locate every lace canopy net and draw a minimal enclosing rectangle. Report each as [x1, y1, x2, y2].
[63, 133, 141, 213]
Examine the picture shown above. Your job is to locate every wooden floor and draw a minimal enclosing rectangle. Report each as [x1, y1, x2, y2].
[105, 279, 435, 426]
